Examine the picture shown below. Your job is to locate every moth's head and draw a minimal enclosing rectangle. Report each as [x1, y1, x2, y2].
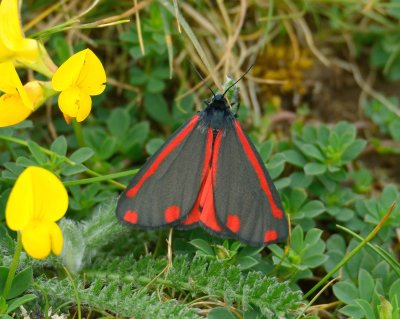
[209, 94, 229, 110]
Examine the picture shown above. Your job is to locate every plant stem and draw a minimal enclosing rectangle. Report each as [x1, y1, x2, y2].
[0, 135, 125, 189]
[2, 232, 23, 299]
[63, 266, 81, 319]
[63, 169, 138, 186]
[303, 202, 396, 300]
[72, 121, 85, 148]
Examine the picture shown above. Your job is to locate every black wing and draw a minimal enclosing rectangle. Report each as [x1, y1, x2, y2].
[116, 115, 213, 228]
[213, 120, 288, 246]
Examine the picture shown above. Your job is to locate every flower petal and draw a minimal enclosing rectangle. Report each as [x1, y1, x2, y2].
[0, 0, 25, 51]
[0, 37, 13, 62]
[76, 94, 92, 122]
[48, 222, 63, 256]
[52, 49, 87, 92]
[58, 87, 92, 122]
[21, 222, 51, 259]
[6, 166, 68, 231]
[0, 92, 32, 127]
[28, 166, 68, 222]
[0, 0, 40, 63]
[0, 61, 32, 109]
[24, 81, 46, 110]
[6, 166, 34, 231]
[14, 38, 40, 64]
[76, 49, 106, 96]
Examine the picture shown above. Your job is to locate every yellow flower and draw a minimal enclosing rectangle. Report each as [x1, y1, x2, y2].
[0, 0, 38, 63]
[0, 0, 55, 77]
[0, 61, 51, 127]
[52, 49, 106, 123]
[6, 166, 68, 259]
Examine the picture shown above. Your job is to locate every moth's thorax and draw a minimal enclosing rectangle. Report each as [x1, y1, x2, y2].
[209, 94, 229, 110]
[200, 94, 235, 130]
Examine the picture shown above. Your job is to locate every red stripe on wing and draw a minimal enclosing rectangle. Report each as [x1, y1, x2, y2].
[126, 115, 200, 198]
[182, 128, 214, 226]
[234, 121, 283, 219]
[182, 129, 224, 232]
[212, 129, 223, 186]
[199, 130, 223, 231]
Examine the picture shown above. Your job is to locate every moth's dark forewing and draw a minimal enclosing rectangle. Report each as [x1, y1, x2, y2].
[116, 115, 207, 228]
[213, 120, 288, 246]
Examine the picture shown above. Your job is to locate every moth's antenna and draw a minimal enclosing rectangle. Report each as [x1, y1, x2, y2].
[222, 64, 254, 97]
[189, 61, 216, 97]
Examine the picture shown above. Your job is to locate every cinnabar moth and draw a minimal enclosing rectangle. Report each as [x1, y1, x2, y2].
[116, 80, 288, 246]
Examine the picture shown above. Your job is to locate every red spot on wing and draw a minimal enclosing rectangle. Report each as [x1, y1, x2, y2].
[182, 129, 213, 226]
[164, 206, 181, 223]
[124, 210, 138, 224]
[234, 121, 283, 219]
[226, 214, 241, 233]
[264, 229, 278, 242]
[126, 115, 200, 198]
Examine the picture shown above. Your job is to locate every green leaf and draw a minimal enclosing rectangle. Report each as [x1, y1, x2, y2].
[283, 150, 306, 167]
[259, 141, 273, 161]
[289, 188, 307, 213]
[335, 121, 355, 137]
[50, 136, 67, 156]
[301, 144, 325, 161]
[238, 246, 264, 257]
[208, 307, 237, 319]
[274, 177, 291, 189]
[304, 228, 323, 246]
[236, 256, 259, 270]
[62, 164, 87, 176]
[380, 185, 399, 208]
[145, 138, 165, 155]
[289, 172, 313, 188]
[389, 279, 400, 303]
[98, 137, 118, 160]
[339, 304, 364, 318]
[6, 294, 37, 313]
[107, 108, 130, 137]
[358, 269, 375, 301]
[333, 282, 358, 304]
[144, 93, 171, 124]
[69, 147, 94, 163]
[389, 121, 400, 141]
[7, 267, 33, 299]
[304, 162, 327, 175]
[302, 254, 328, 268]
[153, 66, 170, 79]
[299, 201, 325, 218]
[123, 122, 150, 149]
[290, 225, 304, 253]
[266, 153, 285, 179]
[27, 141, 48, 164]
[355, 299, 375, 319]
[0, 267, 8, 295]
[190, 239, 214, 256]
[146, 78, 166, 93]
[15, 156, 36, 167]
[342, 140, 366, 162]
